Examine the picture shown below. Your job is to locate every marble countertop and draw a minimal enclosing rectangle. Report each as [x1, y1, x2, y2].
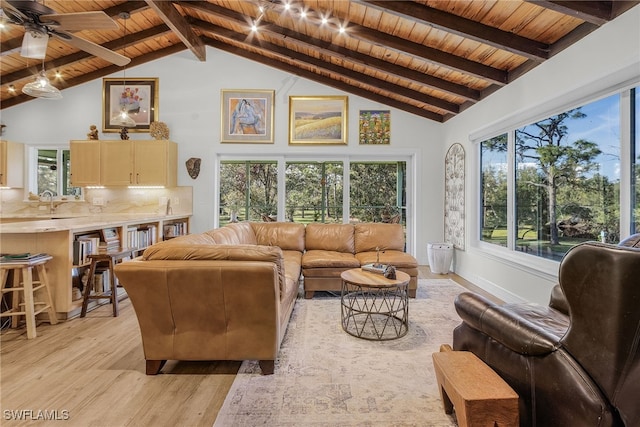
[0, 213, 191, 234]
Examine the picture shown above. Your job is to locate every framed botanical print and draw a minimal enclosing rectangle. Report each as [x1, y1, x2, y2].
[289, 96, 348, 145]
[221, 90, 275, 143]
[102, 78, 158, 132]
[359, 110, 390, 144]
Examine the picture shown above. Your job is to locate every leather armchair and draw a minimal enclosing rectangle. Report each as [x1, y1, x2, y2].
[453, 236, 640, 426]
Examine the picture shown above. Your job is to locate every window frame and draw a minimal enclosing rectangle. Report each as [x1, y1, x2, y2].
[27, 145, 83, 200]
[215, 152, 417, 257]
[472, 82, 639, 276]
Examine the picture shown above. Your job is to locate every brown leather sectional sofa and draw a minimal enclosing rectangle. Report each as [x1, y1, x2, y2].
[114, 221, 417, 375]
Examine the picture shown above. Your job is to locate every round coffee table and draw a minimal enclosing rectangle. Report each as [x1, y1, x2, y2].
[340, 268, 410, 341]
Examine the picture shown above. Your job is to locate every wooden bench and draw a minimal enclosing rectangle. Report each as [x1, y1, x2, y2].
[432, 345, 518, 427]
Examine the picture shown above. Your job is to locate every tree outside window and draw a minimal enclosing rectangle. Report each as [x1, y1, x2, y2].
[479, 92, 628, 261]
[285, 162, 343, 223]
[219, 161, 277, 225]
[480, 134, 508, 246]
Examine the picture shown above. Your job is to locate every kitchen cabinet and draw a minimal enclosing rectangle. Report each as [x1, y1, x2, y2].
[101, 140, 177, 186]
[0, 140, 24, 188]
[69, 140, 177, 187]
[69, 140, 101, 186]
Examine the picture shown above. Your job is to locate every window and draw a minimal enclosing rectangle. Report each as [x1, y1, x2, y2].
[350, 161, 406, 225]
[285, 162, 343, 223]
[33, 148, 81, 198]
[219, 158, 409, 227]
[480, 134, 508, 247]
[219, 161, 277, 225]
[478, 89, 635, 261]
[515, 96, 620, 260]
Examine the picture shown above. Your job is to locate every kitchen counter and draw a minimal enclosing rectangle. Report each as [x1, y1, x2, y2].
[0, 213, 192, 319]
[0, 213, 191, 234]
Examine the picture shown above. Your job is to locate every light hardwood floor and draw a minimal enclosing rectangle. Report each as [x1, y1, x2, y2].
[0, 267, 495, 426]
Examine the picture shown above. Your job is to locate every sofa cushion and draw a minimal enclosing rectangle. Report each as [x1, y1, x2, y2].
[304, 223, 355, 253]
[282, 250, 302, 286]
[355, 250, 418, 269]
[302, 250, 360, 268]
[251, 222, 305, 252]
[204, 222, 257, 245]
[354, 223, 405, 252]
[143, 243, 282, 263]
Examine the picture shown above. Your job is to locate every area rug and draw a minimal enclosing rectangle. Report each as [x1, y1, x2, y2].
[213, 279, 464, 427]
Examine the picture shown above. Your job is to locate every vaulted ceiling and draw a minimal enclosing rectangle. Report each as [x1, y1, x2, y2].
[1, 1, 638, 121]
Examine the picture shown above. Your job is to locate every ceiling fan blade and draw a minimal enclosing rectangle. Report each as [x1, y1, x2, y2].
[40, 11, 119, 31]
[0, 0, 28, 24]
[53, 32, 130, 66]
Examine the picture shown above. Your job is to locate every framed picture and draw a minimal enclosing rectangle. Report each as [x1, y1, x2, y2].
[102, 78, 159, 133]
[359, 110, 390, 144]
[289, 96, 348, 145]
[221, 90, 274, 143]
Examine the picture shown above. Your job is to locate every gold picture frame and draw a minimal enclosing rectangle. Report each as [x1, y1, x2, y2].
[102, 78, 159, 133]
[289, 96, 348, 145]
[221, 89, 275, 143]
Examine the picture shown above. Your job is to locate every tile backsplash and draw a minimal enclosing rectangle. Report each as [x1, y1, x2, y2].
[0, 187, 192, 217]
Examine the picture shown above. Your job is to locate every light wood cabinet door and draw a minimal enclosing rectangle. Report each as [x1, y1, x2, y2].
[0, 140, 24, 188]
[101, 141, 134, 186]
[70, 140, 101, 186]
[133, 140, 173, 186]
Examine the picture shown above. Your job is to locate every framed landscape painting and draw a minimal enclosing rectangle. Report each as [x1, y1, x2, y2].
[359, 110, 390, 144]
[289, 96, 348, 145]
[221, 90, 274, 143]
[102, 78, 158, 133]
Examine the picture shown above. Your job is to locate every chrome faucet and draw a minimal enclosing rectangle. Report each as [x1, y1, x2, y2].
[40, 190, 55, 214]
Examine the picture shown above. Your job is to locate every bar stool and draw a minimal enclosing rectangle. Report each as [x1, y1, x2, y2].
[80, 248, 134, 318]
[0, 255, 58, 339]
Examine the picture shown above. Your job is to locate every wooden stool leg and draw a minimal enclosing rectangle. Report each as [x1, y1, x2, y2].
[108, 259, 118, 317]
[10, 269, 21, 328]
[80, 260, 99, 318]
[22, 266, 37, 339]
[35, 264, 58, 325]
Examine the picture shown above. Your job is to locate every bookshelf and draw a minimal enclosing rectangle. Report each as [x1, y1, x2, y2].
[0, 214, 191, 319]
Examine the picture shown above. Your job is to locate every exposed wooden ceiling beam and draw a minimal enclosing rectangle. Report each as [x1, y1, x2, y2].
[190, 15, 476, 104]
[187, 11, 478, 103]
[525, 1, 613, 25]
[144, 0, 205, 61]
[1, 25, 171, 86]
[202, 36, 444, 122]
[2, 44, 186, 109]
[360, 0, 550, 62]
[193, 19, 458, 114]
[181, 1, 507, 85]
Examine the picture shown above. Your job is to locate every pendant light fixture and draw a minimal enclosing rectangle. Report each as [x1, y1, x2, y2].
[22, 60, 62, 99]
[110, 12, 135, 128]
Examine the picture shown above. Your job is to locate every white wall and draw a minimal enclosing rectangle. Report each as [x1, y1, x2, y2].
[3, 5, 638, 304]
[440, 6, 640, 304]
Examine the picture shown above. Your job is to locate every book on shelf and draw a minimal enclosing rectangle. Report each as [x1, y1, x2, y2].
[125, 225, 158, 250]
[163, 221, 187, 240]
[94, 268, 110, 294]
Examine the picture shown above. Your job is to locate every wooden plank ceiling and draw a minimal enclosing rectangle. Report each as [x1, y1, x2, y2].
[1, 0, 638, 121]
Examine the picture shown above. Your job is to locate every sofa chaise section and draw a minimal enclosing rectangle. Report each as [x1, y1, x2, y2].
[114, 231, 301, 376]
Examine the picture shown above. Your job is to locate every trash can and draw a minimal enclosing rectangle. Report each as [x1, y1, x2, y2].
[427, 242, 454, 274]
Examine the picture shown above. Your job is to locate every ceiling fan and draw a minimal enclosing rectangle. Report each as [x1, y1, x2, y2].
[0, 0, 130, 66]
